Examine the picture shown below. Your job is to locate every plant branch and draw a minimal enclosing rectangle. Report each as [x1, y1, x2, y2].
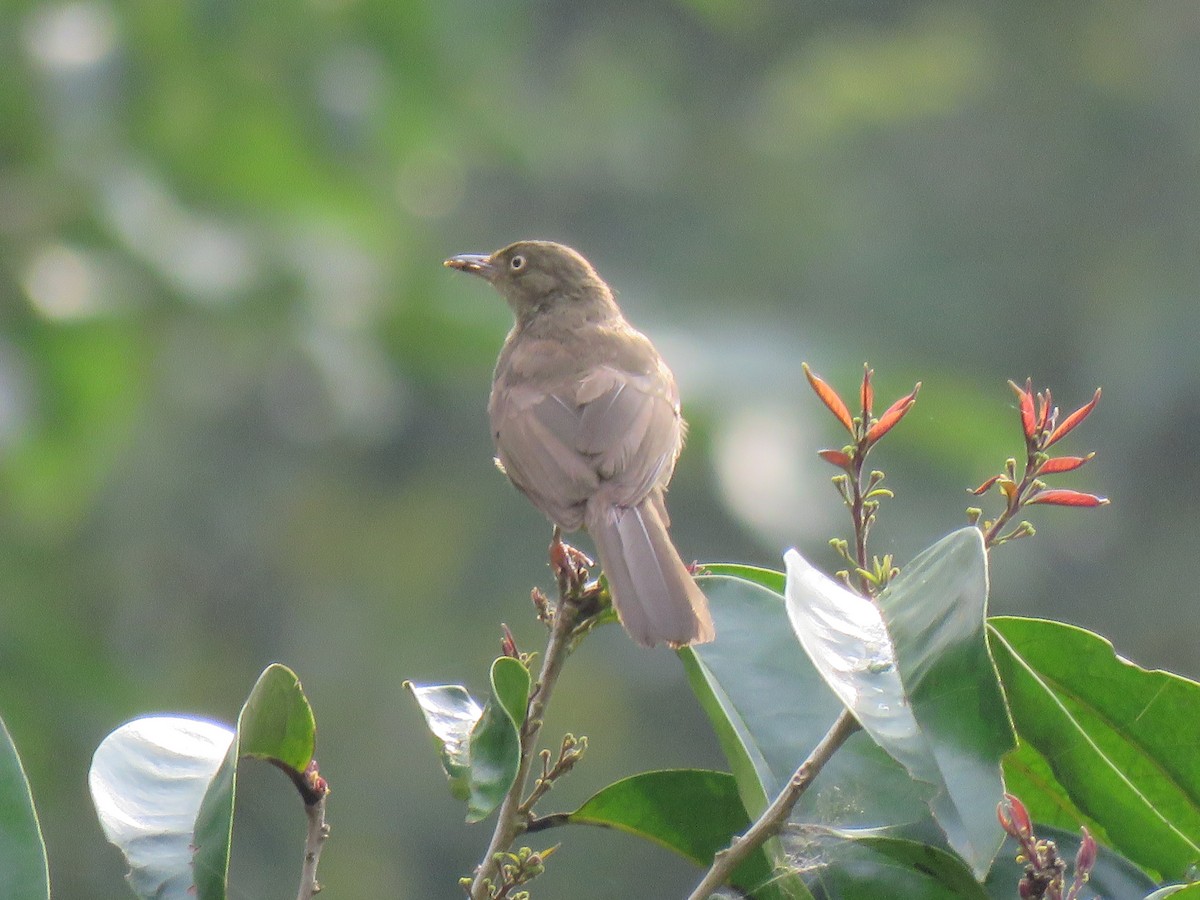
[524, 812, 571, 833]
[686, 709, 860, 900]
[296, 794, 329, 900]
[469, 542, 583, 899]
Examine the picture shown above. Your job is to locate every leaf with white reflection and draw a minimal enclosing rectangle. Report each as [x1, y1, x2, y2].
[89, 716, 233, 900]
[784, 528, 1012, 878]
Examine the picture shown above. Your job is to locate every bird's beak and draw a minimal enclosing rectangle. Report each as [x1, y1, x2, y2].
[443, 253, 495, 279]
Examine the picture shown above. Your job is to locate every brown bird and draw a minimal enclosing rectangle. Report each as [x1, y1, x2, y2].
[444, 241, 714, 648]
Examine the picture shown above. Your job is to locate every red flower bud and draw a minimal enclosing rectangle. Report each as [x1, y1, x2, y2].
[1037, 388, 1053, 432]
[1010, 379, 1037, 440]
[998, 793, 1033, 839]
[501, 623, 519, 659]
[817, 449, 853, 469]
[861, 366, 874, 417]
[804, 364, 855, 435]
[971, 475, 1004, 495]
[1028, 489, 1108, 507]
[1039, 453, 1095, 474]
[1075, 827, 1097, 875]
[1047, 388, 1101, 447]
[866, 383, 921, 444]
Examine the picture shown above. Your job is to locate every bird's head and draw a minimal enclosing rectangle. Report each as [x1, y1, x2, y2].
[444, 240, 610, 318]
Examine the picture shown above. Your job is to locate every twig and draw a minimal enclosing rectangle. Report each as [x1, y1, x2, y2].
[296, 794, 330, 900]
[686, 709, 860, 900]
[524, 812, 571, 833]
[469, 545, 583, 899]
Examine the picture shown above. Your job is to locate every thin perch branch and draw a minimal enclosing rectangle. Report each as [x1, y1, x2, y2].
[686, 709, 860, 900]
[469, 541, 583, 899]
[296, 794, 330, 900]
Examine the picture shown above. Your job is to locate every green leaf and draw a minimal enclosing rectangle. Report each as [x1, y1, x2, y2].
[466, 656, 530, 823]
[568, 770, 780, 894]
[0, 716, 49, 900]
[406, 657, 531, 824]
[405, 682, 483, 802]
[875, 528, 1014, 876]
[803, 835, 991, 899]
[1000, 738, 1104, 839]
[687, 575, 928, 826]
[1146, 885, 1200, 899]
[784, 528, 1013, 877]
[192, 664, 318, 900]
[682, 574, 924, 896]
[90, 716, 235, 900]
[990, 616, 1200, 881]
[236, 663, 318, 771]
[700, 562, 786, 594]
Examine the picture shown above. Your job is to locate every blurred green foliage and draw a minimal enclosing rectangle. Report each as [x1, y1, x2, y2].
[1, 0, 1197, 896]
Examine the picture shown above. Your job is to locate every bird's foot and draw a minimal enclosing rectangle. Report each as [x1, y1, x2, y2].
[549, 530, 591, 599]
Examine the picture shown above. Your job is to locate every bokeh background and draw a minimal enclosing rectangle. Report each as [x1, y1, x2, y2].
[3, 1, 1198, 897]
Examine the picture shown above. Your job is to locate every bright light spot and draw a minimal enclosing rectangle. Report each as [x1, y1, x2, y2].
[713, 405, 836, 545]
[21, 243, 104, 320]
[100, 165, 257, 304]
[166, 219, 257, 302]
[24, 2, 117, 70]
[284, 226, 383, 329]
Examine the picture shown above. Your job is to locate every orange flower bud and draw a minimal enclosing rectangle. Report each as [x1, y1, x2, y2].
[1039, 453, 1095, 474]
[803, 363, 854, 435]
[860, 365, 874, 417]
[1028, 489, 1108, 507]
[1009, 379, 1037, 440]
[1047, 388, 1101, 446]
[970, 474, 1003, 495]
[817, 449, 853, 469]
[866, 383, 921, 444]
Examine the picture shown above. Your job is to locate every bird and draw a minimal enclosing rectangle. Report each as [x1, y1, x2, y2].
[444, 240, 714, 648]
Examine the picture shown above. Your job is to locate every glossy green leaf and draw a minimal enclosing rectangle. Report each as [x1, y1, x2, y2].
[1000, 738, 1104, 839]
[236, 663, 318, 771]
[567, 769, 780, 894]
[465, 656, 530, 823]
[874, 527, 1014, 876]
[803, 835, 990, 899]
[701, 562, 786, 594]
[90, 716, 234, 900]
[0, 717, 49, 900]
[1146, 885, 1200, 899]
[784, 528, 1013, 877]
[687, 574, 927, 826]
[990, 616, 1200, 881]
[405, 682, 483, 802]
[406, 657, 531, 824]
[682, 573, 924, 897]
[192, 664, 318, 900]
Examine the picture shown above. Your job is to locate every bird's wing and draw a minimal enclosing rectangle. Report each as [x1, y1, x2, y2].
[575, 364, 682, 508]
[489, 331, 683, 527]
[490, 380, 599, 529]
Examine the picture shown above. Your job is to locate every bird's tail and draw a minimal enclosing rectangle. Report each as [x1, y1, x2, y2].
[586, 496, 715, 648]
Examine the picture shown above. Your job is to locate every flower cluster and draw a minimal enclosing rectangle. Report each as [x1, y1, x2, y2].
[998, 793, 1097, 900]
[463, 845, 559, 899]
[803, 363, 920, 595]
[969, 380, 1107, 548]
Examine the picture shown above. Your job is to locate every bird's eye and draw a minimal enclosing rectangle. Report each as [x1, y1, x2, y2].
[510, 255, 526, 271]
